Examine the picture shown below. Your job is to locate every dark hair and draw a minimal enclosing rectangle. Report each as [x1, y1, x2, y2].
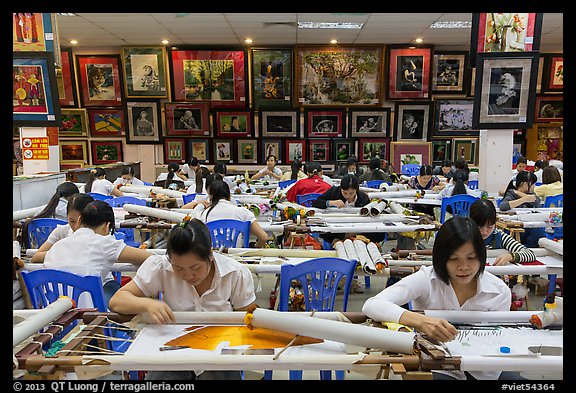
[21, 182, 80, 246]
[80, 200, 116, 235]
[542, 166, 562, 184]
[419, 164, 434, 176]
[469, 198, 497, 227]
[164, 162, 181, 190]
[305, 161, 322, 176]
[346, 156, 359, 169]
[213, 163, 227, 175]
[505, 170, 533, 194]
[451, 169, 469, 196]
[189, 157, 200, 167]
[205, 173, 224, 192]
[85, 168, 106, 193]
[290, 159, 302, 180]
[121, 166, 135, 176]
[67, 193, 94, 215]
[167, 218, 213, 262]
[441, 159, 453, 168]
[516, 156, 527, 165]
[205, 179, 231, 220]
[341, 174, 359, 191]
[432, 216, 487, 285]
[454, 158, 469, 173]
[266, 154, 277, 164]
[371, 169, 386, 181]
[534, 160, 545, 170]
[369, 157, 381, 171]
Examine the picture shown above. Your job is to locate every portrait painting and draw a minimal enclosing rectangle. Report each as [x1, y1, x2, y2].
[305, 109, 344, 138]
[534, 95, 563, 122]
[126, 101, 161, 143]
[214, 140, 232, 163]
[76, 55, 123, 107]
[487, 66, 523, 115]
[214, 110, 252, 137]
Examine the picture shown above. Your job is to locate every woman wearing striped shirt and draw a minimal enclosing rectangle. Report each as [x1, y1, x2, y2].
[469, 199, 536, 265]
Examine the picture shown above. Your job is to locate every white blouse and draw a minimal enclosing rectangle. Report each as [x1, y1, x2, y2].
[90, 178, 115, 196]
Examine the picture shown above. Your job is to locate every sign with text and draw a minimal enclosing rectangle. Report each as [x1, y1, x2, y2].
[21, 137, 49, 160]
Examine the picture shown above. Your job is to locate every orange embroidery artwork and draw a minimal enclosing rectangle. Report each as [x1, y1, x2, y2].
[164, 325, 323, 350]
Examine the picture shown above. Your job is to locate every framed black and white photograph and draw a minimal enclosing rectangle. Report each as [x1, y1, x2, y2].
[304, 109, 345, 138]
[259, 110, 299, 137]
[394, 101, 432, 142]
[472, 52, 539, 129]
[126, 101, 161, 144]
[349, 109, 391, 138]
[433, 98, 479, 137]
[432, 51, 469, 94]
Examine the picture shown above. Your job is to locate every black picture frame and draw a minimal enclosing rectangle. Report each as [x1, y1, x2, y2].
[433, 98, 479, 137]
[432, 51, 469, 94]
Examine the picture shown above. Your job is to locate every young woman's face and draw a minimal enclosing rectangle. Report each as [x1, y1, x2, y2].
[341, 188, 357, 203]
[478, 222, 496, 240]
[517, 181, 530, 193]
[446, 240, 481, 287]
[122, 174, 134, 182]
[67, 210, 82, 231]
[168, 251, 213, 287]
[266, 156, 276, 168]
[418, 174, 432, 186]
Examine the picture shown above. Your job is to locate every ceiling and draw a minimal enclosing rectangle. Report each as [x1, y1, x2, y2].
[55, 13, 564, 52]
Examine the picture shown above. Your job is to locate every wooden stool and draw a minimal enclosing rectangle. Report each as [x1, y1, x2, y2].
[286, 232, 307, 249]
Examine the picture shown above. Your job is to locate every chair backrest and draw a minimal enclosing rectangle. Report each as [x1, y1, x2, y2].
[182, 193, 206, 205]
[86, 192, 113, 201]
[467, 179, 479, 190]
[26, 218, 68, 249]
[440, 194, 480, 223]
[20, 269, 107, 311]
[205, 219, 251, 248]
[279, 179, 297, 189]
[296, 193, 321, 207]
[544, 194, 563, 208]
[366, 180, 385, 189]
[401, 164, 421, 176]
[142, 181, 153, 186]
[107, 196, 146, 207]
[278, 258, 357, 312]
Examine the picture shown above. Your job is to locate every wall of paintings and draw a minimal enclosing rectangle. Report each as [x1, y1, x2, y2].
[13, 13, 561, 175]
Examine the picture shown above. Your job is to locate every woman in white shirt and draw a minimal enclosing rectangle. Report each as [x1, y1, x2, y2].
[251, 154, 282, 182]
[43, 200, 153, 307]
[195, 179, 269, 248]
[362, 216, 519, 380]
[112, 166, 145, 188]
[85, 167, 124, 197]
[109, 218, 257, 380]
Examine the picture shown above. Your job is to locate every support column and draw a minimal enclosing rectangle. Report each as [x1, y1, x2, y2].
[478, 129, 514, 194]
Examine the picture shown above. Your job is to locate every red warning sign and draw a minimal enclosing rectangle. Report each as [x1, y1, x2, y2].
[21, 137, 49, 160]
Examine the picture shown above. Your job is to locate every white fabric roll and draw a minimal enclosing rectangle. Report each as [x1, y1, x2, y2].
[250, 308, 415, 354]
[343, 239, 359, 262]
[366, 242, 386, 269]
[538, 238, 563, 255]
[13, 297, 74, 347]
[367, 190, 421, 199]
[381, 184, 408, 192]
[360, 201, 379, 216]
[334, 241, 349, 260]
[13, 241, 21, 259]
[122, 204, 190, 223]
[460, 356, 562, 372]
[387, 201, 407, 215]
[13, 205, 46, 221]
[353, 240, 377, 274]
[423, 310, 538, 324]
[371, 201, 387, 216]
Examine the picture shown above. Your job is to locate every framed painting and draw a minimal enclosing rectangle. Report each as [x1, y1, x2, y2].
[60, 108, 88, 137]
[304, 109, 345, 138]
[213, 140, 234, 164]
[236, 139, 259, 164]
[126, 101, 161, 144]
[163, 138, 186, 163]
[534, 95, 563, 123]
[470, 13, 543, 67]
[472, 52, 539, 129]
[13, 51, 61, 127]
[453, 138, 479, 166]
[390, 141, 431, 173]
[187, 139, 210, 164]
[87, 108, 125, 138]
[213, 110, 253, 138]
[431, 139, 452, 165]
[59, 140, 89, 164]
[309, 139, 331, 163]
[121, 46, 168, 98]
[333, 139, 356, 163]
[76, 54, 123, 107]
[57, 48, 78, 108]
[349, 109, 391, 138]
[169, 47, 247, 108]
[541, 54, 563, 92]
[251, 48, 293, 109]
[259, 110, 299, 138]
[165, 102, 211, 137]
[432, 51, 469, 94]
[433, 98, 479, 137]
[386, 44, 433, 100]
[91, 140, 123, 165]
[296, 45, 382, 106]
[13, 13, 61, 67]
[284, 139, 306, 164]
[262, 140, 283, 163]
[358, 138, 390, 164]
[394, 101, 432, 142]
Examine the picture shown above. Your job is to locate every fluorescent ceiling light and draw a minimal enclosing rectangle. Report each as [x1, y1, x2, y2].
[58, 13, 77, 16]
[429, 21, 472, 29]
[298, 22, 363, 29]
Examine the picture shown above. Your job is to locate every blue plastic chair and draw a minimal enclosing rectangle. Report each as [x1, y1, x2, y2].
[297, 193, 321, 207]
[142, 181, 153, 186]
[544, 194, 563, 208]
[19, 269, 131, 353]
[534, 182, 543, 187]
[467, 179, 479, 190]
[279, 179, 297, 189]
[401, 164, 421, 176]
[366, 180, 385, 189]
[440, 194, 480, 223]
[264, 257, 356, 381]
[107, 196, 146, 207]
[86, 192, 113, 201]
[205, 219, 251, 248]
[25, 218, 67, 249]
[182, 193, 206, 205]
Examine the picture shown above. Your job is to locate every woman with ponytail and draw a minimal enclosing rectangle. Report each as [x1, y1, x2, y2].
[439, 169, 481, 198]
[85, 167, 124, 197]
[155, 162, 186, 190]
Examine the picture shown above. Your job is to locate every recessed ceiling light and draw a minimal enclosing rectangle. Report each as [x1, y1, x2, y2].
[429, 21, 472, 29]
[298, 22, 363, 29]
[70, 40, 78, 45]
[330, 39, 338, 44]
[245, 38, 253, 44]
[415, 38, 423, 43]
[161, 40, 169, 45]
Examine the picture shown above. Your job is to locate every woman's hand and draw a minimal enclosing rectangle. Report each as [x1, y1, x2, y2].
[143, 298, 176, 324]
[494, 253, 514, 266]
[329, 200, 345, 208]
[416, 315, 458, 343]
